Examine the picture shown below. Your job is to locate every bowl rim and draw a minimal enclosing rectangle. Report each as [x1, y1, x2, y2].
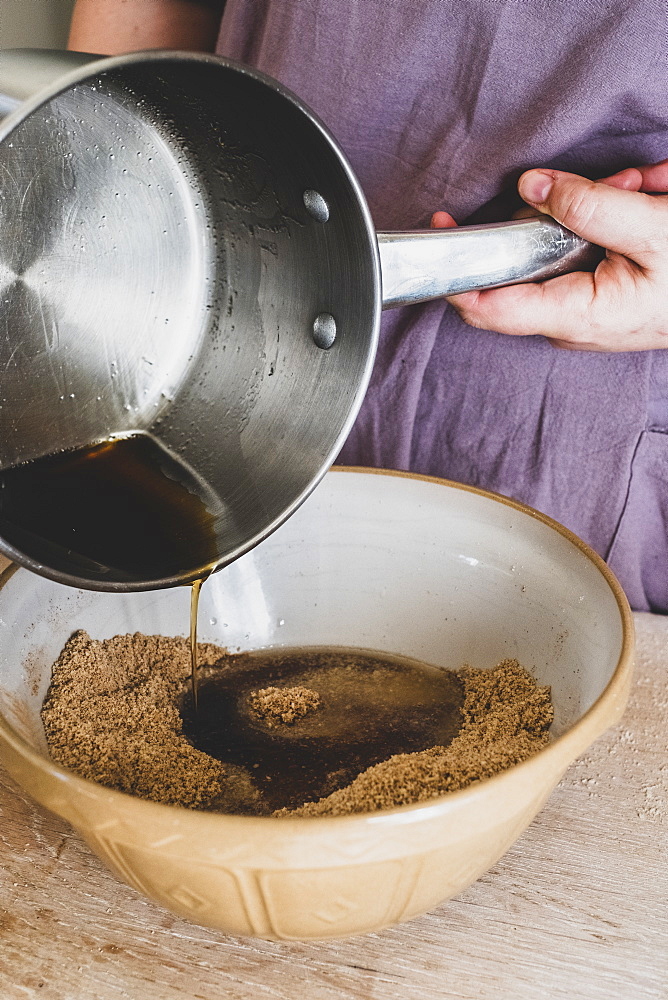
[0, 466, 634, 830]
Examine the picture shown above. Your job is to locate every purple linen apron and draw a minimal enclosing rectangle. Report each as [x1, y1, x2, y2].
[216, 0, 668, 611]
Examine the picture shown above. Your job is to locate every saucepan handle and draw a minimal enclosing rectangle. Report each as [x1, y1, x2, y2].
[377, 216, 604, 309]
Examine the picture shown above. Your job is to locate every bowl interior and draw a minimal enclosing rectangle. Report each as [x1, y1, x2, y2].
[0, 469, 626, 764]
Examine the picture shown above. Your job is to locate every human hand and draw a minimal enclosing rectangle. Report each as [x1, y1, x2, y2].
[431, 160, 668, 351]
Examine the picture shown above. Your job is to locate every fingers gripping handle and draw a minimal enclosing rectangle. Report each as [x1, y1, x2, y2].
[378, 216, 604, 309]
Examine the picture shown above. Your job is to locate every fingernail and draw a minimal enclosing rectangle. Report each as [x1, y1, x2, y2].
[519, 170, 554, 205]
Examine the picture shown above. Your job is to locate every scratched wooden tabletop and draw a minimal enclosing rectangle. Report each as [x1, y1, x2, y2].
[0, 610, 666, 1000]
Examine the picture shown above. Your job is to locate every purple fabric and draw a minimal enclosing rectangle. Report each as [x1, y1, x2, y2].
[217, 0, 668, 611]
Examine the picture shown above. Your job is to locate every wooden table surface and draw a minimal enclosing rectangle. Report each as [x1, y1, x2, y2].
[0, 611, 666, 1000]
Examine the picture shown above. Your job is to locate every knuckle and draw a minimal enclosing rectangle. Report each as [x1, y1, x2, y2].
[449, 296, 485, 329]
[555, 182, 598, 233]
[641, 228, 668, 258]
[458, 310, 485, 330]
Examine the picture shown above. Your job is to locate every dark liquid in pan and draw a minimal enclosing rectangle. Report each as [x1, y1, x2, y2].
[0, 431, 219, 705]
[0, 432, 219, 583]
[182, 647, 465, 812]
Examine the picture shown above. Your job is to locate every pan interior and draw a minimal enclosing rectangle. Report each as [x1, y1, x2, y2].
[0, 58, 379, 587]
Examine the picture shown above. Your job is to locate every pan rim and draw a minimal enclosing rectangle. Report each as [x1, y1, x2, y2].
[0, 49, 382, 592]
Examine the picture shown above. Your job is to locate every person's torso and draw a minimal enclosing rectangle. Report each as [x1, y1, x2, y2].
[216, 0, 668, 610]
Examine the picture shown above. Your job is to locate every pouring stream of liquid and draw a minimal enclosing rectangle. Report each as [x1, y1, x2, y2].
[190, 574, 211, 712]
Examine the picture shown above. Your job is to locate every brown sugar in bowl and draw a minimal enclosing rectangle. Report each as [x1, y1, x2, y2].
[0, 469, 633, 940]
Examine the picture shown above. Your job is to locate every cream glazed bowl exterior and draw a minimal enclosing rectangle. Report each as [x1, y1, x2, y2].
[0, 469, 633, 940]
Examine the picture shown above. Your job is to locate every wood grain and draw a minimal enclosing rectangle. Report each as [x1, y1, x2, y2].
[0, 612, 666, 1000]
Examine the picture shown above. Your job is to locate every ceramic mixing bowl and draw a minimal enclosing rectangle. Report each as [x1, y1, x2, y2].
[0, 469, 633, 940]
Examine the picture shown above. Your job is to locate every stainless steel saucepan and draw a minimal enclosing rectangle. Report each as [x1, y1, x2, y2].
[0, 49, 600, 590]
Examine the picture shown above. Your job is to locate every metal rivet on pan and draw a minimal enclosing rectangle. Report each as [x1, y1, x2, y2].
[312, 313, 337, 350]
[303, 190, 330, 223]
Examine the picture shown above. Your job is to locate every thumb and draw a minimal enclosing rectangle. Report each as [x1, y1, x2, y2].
[518, 168, 666, 264]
